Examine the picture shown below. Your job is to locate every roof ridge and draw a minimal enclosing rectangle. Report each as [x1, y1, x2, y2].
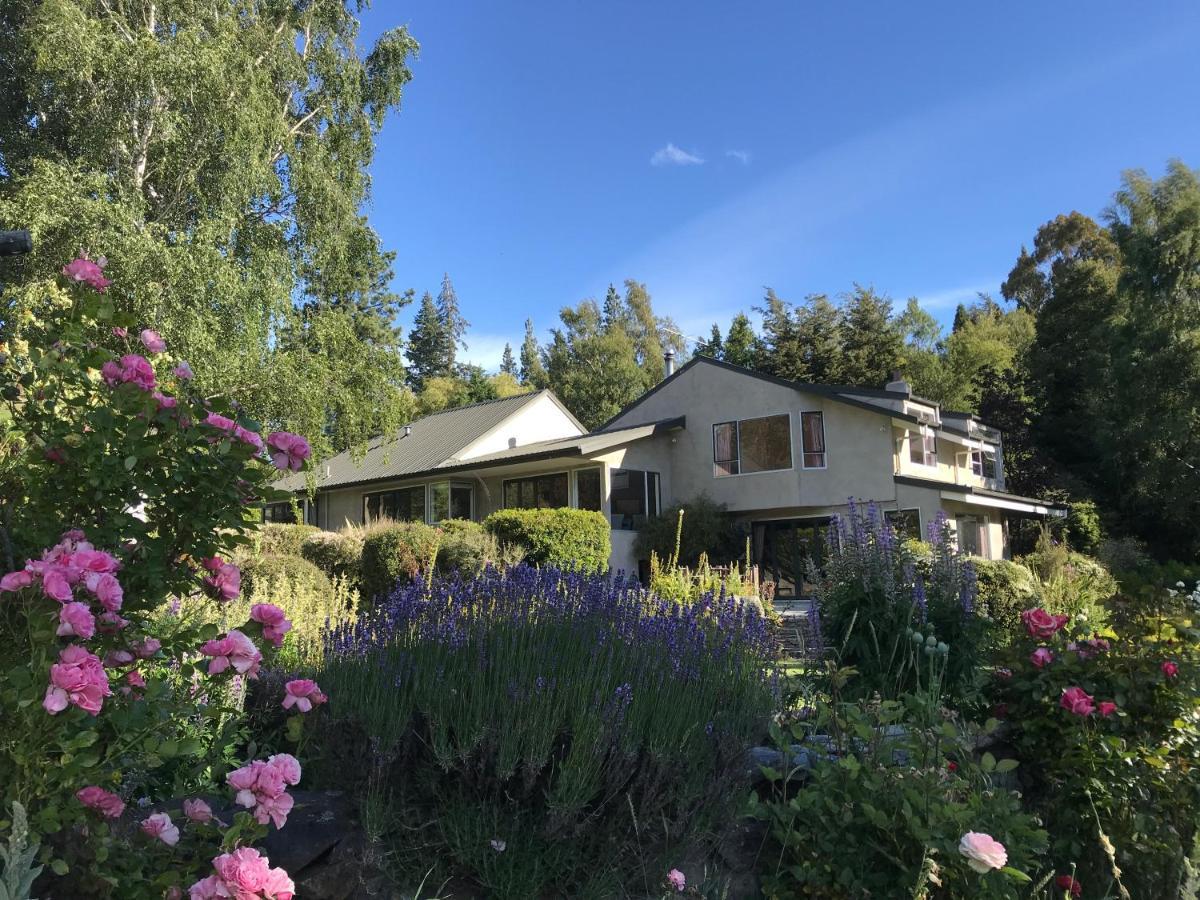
[403, 389, 542, 426]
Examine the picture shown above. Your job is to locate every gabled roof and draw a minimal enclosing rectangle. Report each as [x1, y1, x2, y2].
[601, 355, 928, 430]
[276, 390, 580, 492]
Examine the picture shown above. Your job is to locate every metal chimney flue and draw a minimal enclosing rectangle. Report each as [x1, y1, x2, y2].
[663, 350, 676, 378]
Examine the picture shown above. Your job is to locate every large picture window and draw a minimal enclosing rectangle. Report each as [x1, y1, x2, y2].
[364, 485, 426, 523]
[574, 468, 602, 512]
[610, 469, 659, 530]
[430, 482, 474, 521]
[503, 472, 569, 510]
[800, 411, 826, 468]
[263, 502, 295, 524]
[885, 508, 922, 541]
[713, 414, 792, 476]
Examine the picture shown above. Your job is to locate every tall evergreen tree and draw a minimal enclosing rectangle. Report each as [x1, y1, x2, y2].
[838, 285, 904, 387]
[754, 288, 804, 379]
[722, 313, 759, 368]
[696, 323, 724, 358]
[406, 292, 448, 390]
[793, 293, 845, 383]
[543, 300, 644, 429]
[601, 284, 626, 330]
[519, 318, 548, 388]
[499, 343, 518, 376]
[435, 273, 469, 368]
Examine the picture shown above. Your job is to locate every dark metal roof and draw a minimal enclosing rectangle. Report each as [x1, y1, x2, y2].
[894, 474, 1066, 513]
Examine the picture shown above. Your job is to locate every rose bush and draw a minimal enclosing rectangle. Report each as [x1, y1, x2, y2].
[0, 257, 317, 896]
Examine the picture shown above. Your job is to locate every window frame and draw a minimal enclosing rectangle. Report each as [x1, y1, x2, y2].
[712, 414, 794, 477]
[362, 484, 428, 524]
[800, 411, 826, 470]
[971, 448, 998, 480]
[502, 471, 571, 511]
[910, 427, 938, 468]
[429, 480, 475, 522]
[884, 507, 922, 541]
[263, 501, 296, 524]
[573, 467, 603, 513]
[609, 468, 661, 531]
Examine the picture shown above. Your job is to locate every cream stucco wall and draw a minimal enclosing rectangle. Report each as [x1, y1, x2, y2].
[892, 425, 1004, 492]
[456, 393, 583, 460]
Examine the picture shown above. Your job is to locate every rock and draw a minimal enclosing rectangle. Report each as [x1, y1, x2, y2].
[261, 790, 356, 874]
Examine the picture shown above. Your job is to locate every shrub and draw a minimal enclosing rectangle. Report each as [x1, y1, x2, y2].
[318, 566, 775, 898]
[483, 508, 610, 573]
[1096, 535, 1150, 574]
[254, 521, 320, 557]
[240, 552, 331, 599]
[990, 593, 1200, 897]
[751, 685, 1046, 897]
[973, 558, 1041, 647]
[433, 518, 523, 576]
[300, 530, 364, 585]
[359, 521, 440, 601]
[1064, 499, 1103, 555]
[634, 494, 744, 567]
[1021, 532, 1117, 627]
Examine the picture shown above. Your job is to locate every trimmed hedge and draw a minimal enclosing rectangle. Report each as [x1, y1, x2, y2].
[240, 553, 332, 600]
[300, 531, 364, 586]
[256, 522, 320, 557]
[483, 508, 610, 573]
[359, 522, 441, 602]
[434, 519, 524, 577]
[973, 558, 1042, 646]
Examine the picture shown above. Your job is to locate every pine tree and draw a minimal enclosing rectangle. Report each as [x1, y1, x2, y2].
[406, 292, 447, 390]
[794, 293, 845, 383]
[519, 318, 548, 388]
[839, 285, 904, 387]
[435, 273, 469, 369]
[755, 288, 805, 379]
[601, 284, 626, 330]
[722, 313, 758, 368]
[695, 323, 723, 358]
[499, 343, 518, 376]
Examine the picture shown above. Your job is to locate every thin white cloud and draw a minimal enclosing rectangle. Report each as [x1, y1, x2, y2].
[457, 333, 512, 372]
[725, 149, 751, 165]
[650, 143, 704, 167]
[912, 281, 1002, 310]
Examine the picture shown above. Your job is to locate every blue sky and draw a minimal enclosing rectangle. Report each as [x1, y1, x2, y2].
[358, 2, 1200, 370]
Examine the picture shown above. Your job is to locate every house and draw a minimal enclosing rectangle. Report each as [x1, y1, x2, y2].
[271, 355, 1063, 596]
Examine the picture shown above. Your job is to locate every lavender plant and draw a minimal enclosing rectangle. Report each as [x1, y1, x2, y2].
[317, 565, 776, 897]
[812, 501, 983, 700]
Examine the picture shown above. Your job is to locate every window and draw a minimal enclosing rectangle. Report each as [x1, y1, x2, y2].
[263, 502, 295, 524]
[364, 485, 426, 523]
[910, 428, 937, 467]
[304, 497, 320, 527]
[575, 468, 602, 512]
[610, 469, 659, 530]
[713, 414, 792, 476]
[956, 515, 989, 557]
[800, 411, 826, 468]
[430, 482, 473, 521]
[971, 449, 998, 480]
[884, 508, 922, 541]
[503, 473, 569, 510]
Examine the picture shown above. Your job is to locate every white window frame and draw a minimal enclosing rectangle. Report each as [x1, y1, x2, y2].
[572, 467, 604, 513]
[970, 448, 998, 480]
[712, 414, 794, 478]
[910, 427, 938, 468]
[429, 480, 475, 523]
[800, 411, 827, 470]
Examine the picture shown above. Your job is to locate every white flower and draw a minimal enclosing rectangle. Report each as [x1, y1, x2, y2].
[490, 838, 506, 852]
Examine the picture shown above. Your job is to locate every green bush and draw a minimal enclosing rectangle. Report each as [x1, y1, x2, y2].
[634, 494, 744, 567]
[240, 552, 331, 600]
[483, 508, 610, 573]
[1064, 499, 1103, 555]
[359, 521, 440, 601]
[434, 519, 524, 576]
[1021, 533, 1118, 627]
[255, 521, 320, 557]
[300, 530, 364, 585]
[973, 558, 1041, 646]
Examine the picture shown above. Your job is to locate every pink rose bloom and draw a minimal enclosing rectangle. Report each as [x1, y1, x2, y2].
[227, 755, 300, 829]
[1021, 608, 1069, 640]
[267, 432, 312, 472]
[203, 561, 241, 602]
[183, 798, 213, 824]
[141, 812, 180, 846]
[100, 360, 123, 385]
[1098, 701, 1117, 717]
[62, 256, 111, 292]
[77, 786, 125, 819]
[42, 566, 73, 602]
[174, 362, 194, 380]
[112, 326, 128, 338]
[90, 573, 124, 611]
[103, 354, 156, 391]
[1060, 686, 1095, 717]
[201, 629, 261, 677]
[0, 569, 33, 592]
[134, 637, 162, 658]
[267, 753, 302, 786]
[667, 869, 686, 892]
[234, 425, 264, 451]
[124, 670, 146, 692]
[104, 650, 135, 668]
[1162, 660, 1179, 678]
[190, 848, 294, 900]
[153, 391, 178, 411]
[44, 645, 111, 715]
[1030, 647, 1054, 669]
[204, 413, 237, 433]
[57, 602, 97, 639]
[958, 831, 1008, 873]
[98, 611, 131, 633]
[73, 548, 120, 575]
[140, 329, 167, 353]
[250, 603, 292, 647]
[253, 790, 294, 829]
[282, 679, 327, 713]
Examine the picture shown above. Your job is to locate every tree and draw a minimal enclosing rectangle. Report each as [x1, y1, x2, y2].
[622, 280, 685, 391]
[435, 273, 469, 369]
[405, 292, 448, 390]
[0, 0, 420, 460]
[543, 300, 645, 430]
[754, 288, 804, 380]
[793, 293, 845, 383]
[601, 284, 626, 330]
[499, 343, 518, 376]
[695, 323, 723, 358]
[838, 285, 903, 387]
[519, 318, 548, 388]
[722, 313, 758, 368]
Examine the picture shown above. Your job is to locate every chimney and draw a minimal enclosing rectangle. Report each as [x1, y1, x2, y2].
[885, 370, 911, 397]
[663, 349, 676, 378]
[403, 424, 412, 437]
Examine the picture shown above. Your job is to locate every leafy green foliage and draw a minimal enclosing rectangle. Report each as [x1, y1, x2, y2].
[634, 495, 744, 568]
[359, 521, 440, 601]
[483, 508, 610, 573]
[972, 559, 1042, 648]
[433, 519, 523, 577]
[254, 523, 321, 559]
[300, 530, 365, 587]
[239, 554, 330, 602]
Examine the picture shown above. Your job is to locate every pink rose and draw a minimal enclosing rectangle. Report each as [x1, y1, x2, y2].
[250, 603, 292, 647]
[139, 329, 167, 353]
[42, 567, 73, 602]
[226, 755, 300, 829]
[100, 360, 123, 385]
[0, 569, 33, 592]
[667, 869, 686, 892]
[282, 679, 327, 713]
[1020, 608, 1069, 640]
[1060, 686, 1095, 717]
[1162, 660, 1179, 679]
[174, 361, 194, 380]
[134, 637, 162, 658]
[125, 670, 146, 691]
[234, 425, 264, 451]
[201, 629, 261, 677]
[1098, 701, 1117, 717]
[267, 753, 302, 786]
[90, 573, 124, 611]
[141, 812, 180, 846]
[57, 602, 96, 639]
[191, 848, 294, 900]
[203, 560, 241, 601]
[267, 432, 312, 472]
[183, 798, 213, 824]
[958, 831, 1007, 873]
[1030, 647, 1054, 669]
[112, 326, 128, 338]
[62, 256, 111, 292]
[153, 391, 177, 411]
[72, 548, 120, 575]
[104, 650, 135, 668]
[76, 785, 125, 819]
[204, 413, 237, 433]
[102, 354, 157, 391]
[44, 645, 111, 715]
[98, 611, 131, 633]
